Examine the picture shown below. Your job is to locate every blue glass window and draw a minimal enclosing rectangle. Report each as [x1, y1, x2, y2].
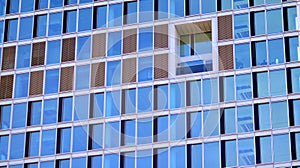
[10, 165, 23, 168]
[156, 0, 168, 19]
[224, 108, 236, 134]
[27, 163, 38, 168]
[270, 70, 286, 96]
[273, 134, 290, 162]
[292, 100, 300, 126]
[225, 140, 237, 167]
[41, 129, 56, 156]
[255, 72, 268, 98]
[0, 0, 6, 16]
[79, 0, 91, 4]
[90, 155, 102, 168]
[37, 0, 48, 10]
[266, 0, 281, 4]
[90, 124, 103, 149]
[125, 1, 137, 24]
[107, 61, 121, 86]
[201, 0, 216, 14]
[188, 0, 199, 15]
[108, 3, 122, 27]
[180, 35, 190, 57]
[235, 43, 250, 69]
[47, 40, 61, 65]
[223, 76, 234, 101]
[170, 83, 185, 109]
[139, 0, 153, 23]
[65, 0, 77, 5]
[45, 69, 59, 94]
[194, 32, 212, 55]
[0, 105, 11, 130]
[21, 0, 34, 12]
[106, 91, 120, 117]
[170, 146, 185, 168]
[78, 8, 92, 32]
[138, 87, 152, 112]
[267, 9, 282, 34]
[16, 44, 31, 69]
[237, 105, 253, 133]
[50, 0, 63, 8]
[234, 0, 248, 9]
[286, 7, 297, 31]
[96, 6, 107, 28]
[238, 138, 255, 166]
[187, 80, 201, 106]
[190, 144, 202, 168]
[221, 0, 232, 10]
[29, 101, 41, 126]
[155, 85, 168, 110]
[74, 94, 89, 120]
[48, 12, 62, 36]
[8, 0, 19, 14]
[19, 17, 33, 40]
[0, 135, 8, 160]
[77, 36, 91, 60]
[268, 38, 284, 65]
[170, 114, 185, 140]
[203, 110, 219, 136]
[27, 132, 40, 157]
[170, 0, 184, 18]
[123, 120, 135, 146]
[58, 128, 71, 153]
[65, 10, 77, 33]
[287, 37, 299, 62]
[271, 101, 288, 129]
[10, 133, 25, 160]
[107, 31, 122, 56]
[43, 99, 58, 124]
[234, 14, 249, 38]
[138, 56, 153, 82]
[137, 118, 152, 144]
[188, 112, 202, 138]
[60, 97, 72, 122]
[58, 159, 70, 168]
[123, 152, 135, 168]
[137, 150, 152, 168]
[104, 154, 119, 168]
[105, 122, 119, 148]
[72, 126, 87, 152]
[124, 89, 136, 114]
[204, 142, 220, 167]
[253, 41, 267, 66]
[12, 103, 27, 128]
[6, 19, 18, 42]
[253, 0, 264, 5]
[257, 103, 270, 130]
[258, 136, 272, 163]
[0, 21, 4, 44]
[236, 74, 252, 100]
[203, 78, 218, 104]
[295, 133, 300, 160]
[41, 161, 55, 168]
[156, 116, 168, 142]
[75, 65, 90, 90]
[36, 15, 47, 37]
[156, 148, 168, 168]
[253, 11, 265, 36]
[72, 157, 86, 168]
[92, 93, 104, 118]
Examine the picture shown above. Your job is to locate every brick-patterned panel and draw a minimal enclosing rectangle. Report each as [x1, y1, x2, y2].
[91, 62, 105, 87]
[31, 42, 45, 66]
[60, 66, 74, 92]
[2, 46, 16, 70]
[62, 38, 75, 62]
[154, 54, 168, 79]
[154, 24, 168, 49]
[218, 15, 233, 41]
[218, 44, 234, 71]
[123, 29, 137, 54]
[122, 58, 136, 83]
[92, 33, 106, 58]
[29, 71, 44, 96]
[0, 75, 14, 99]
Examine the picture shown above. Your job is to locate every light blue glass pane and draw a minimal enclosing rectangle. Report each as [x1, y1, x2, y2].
[287, 7, 297, 31]
[40, 161, 55, 168]
[236, 74, 252, 100]
[104, 154, 119, 168]
[107, 32, 122, 56]
[296, 133, 300, 160]
[47, 40, 61, 64]
[77, 36, 91, 60]
[180, 35, 190, 57]
[234, 14, 249, 38]
[66, 0, 77, 5]
[75, 65, 90, 90]
[157, 0, 168, 19]
[74, 94, 89, 120]
[108, 3, 122, 27]
[0, 136, 8, 160]
[45, 69, 59, 94]
[270, 70, 286, 96]
[105, 122, 119, 148]
[60, 128, 71, 153]
[156, 85, 168, 110]
[293, 100, 300, 126]
[10, 133, 24, 160]
[139, 0, 153, 23]
[73, 126, 87, 152]
[254, 12, 265, 36]
[224, 76, 234, 101]
[256, 72, 268, 98]
[96, 6, 107, 28]
[258, 103, 270, 130]
[201, 0, 216, 14]
[204, 142, 220, 168]
[61, 97, 72, 122]
[38, 0, 48, 9]
[157, 148, 168, 168]
[27, 163, 38, 168]
[203, 78, 218, 104]
[138, 56, 153, 82]
[188, 80, 201, 106]
[126, 2, 137, 24]
[271, 101, 288, 129]
[90, 156, 102, 168]
[170, 0, 184, 18]
[0, 21, 4, 44]
[170, 114, 185, 140]
[189, 112, 202, 138]
[221, 0, 232, 10]
[93, 93, 104, 118]
[137, 118, 152, 144]
[91, 124, 103, 149]
[225, 140, 237, 167]
[17, 44, 31, 69]
[0, 0, 6, 16]
[224, 108, 236, 134]
[288, 37, 299, 62]
[28, 132, 40, 157]
[30, 101, 41, 126]
[170, 83, 185, 109]
[203, 110, 219, 136]
[0, 105, 11, 130]
[50, 0, 63, 8]
[37, 15, 47, 37]
[8, 19, 18, 42]
[234, 0, 248, 9]
[259, 136, 272, 163]
[235, 43, 251, 69]
[194, 32, 212, 55]
[124, 152, 135, 168]
[273, 134, 290, 162]
[268, 38, 284, 65]
[124, 89, 136, 114]
[12, 103, 27, 128]
[124, 120, 135, 146]
[9, 0, 19, 13]
[189, 0, 200, 15]
[106, 91, 120, 117]
[59, 160, 70, 168]
[237, 106, 253, 133]
[238, 138, 255, 166]
[138, 87, 152, 112]
[78, 8, 92, 32]
[157, 116, 168, 142]
[48, 12, 62, 36]
[139, 27, 153, 52]
[79, 0, 92, 4]
[254, 41, 267, 66]
[191, 144, 202, 168]
[170, 146, 185, 168]
[137, 150, 152, 168]
[67, 11, 77, 33]
[43, 99, 58, 124]
[267, 9, 282, 34]
[41, 129, 56, 156]
[10, 165, 23, 168]
[21, 0, 34, 12]
[19, 17, 33, 40]
[266, 0, 281, 4]
[253, 0, 264, 5]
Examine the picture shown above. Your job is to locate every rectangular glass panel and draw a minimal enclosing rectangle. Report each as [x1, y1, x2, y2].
[224, 76, 234, 101]
[7, 19, 18, 42]
[224, 108, 236, 134]
[78, 8, 92, 32]
[188, 112, 202, 138]
[123, 120, 135, 146]
[0, 21, 4, 44]
[72, 126, 87, 152]
[41, 161, 55, 168]
[295, 133, 300, 160]
[36, 15, 47, 37]
[43, 99, 58, 124]
[273, 134, 290, 162]
[170, 114, 185, 140]
[41, 129, 56, 156]
[138, 87, 152, 112]
[93, 93, 104, 118]
[90, 156, 102, 168]
[125, 1, 137, 24]
[19, 17, 33, 40]
[59, 128, 71, 153]
[238, 138, 255, 166]
[107, 31, 122, 56]
[0, 135, 8, 160]
[0, 105, 11, 130]
[203, 110, 219, 136]
[156, 148, 168, 168]
[170, 0, 184, 18]
[66, 10, 77, 33]
[123, 152, 135, 168]
[72, 157, 86, 168]
[201, 0, 216, 14]
[237, 105, 253, 133]
[74, 95, 89, 121]
[235, 43, 251, 69]
[157, 116, 168, 142]
[253, 41, 267, 66]
[29, 101, 41, 126]
[225, 140, 237, 167]
[75, 65, 90, 90]
[10, 133, 24, 160]
[188, 80, 201, 106]
[253, 11, 265, 36]
[234, 14, 249, 38]
[139, 27, 153, 52]
[137, 118, 152, 144]
[60, 97, 72, 122]
[77, 36, 91, 60]
[106, 91, 120, 117]
[28, 132, 40, 157]
[138, 56, 153, 82]
[48, 12, 62, 36]
[45, 69, 59, 94]
[50, 0, 63, 8]
[271, 101, 288, 129]
[137, 150, 152, 168]
[221, 0, 232, 10]
[90, 124, 103, 149]
[267, 9, 282, 34]
[139, 0, 153, 23]
[194, 32, 212, 55]
[236, 74, 252, 100]
[204, 142, 220, 167]
[270, 70, 286, 96]
[203, 78, 218, 104]
[180, 35, 191, 57]
[105, 61, 121, 84]
[170, 146, 185, 168]
[105, 154, 119, 168]
[287, 7, 297, 31]
[258, 136, 272, 163]
[47, 40, 61, 64]
[124, 89, 136, 114]
[257, 103, 270, 130]
[256, 72, 268, 98]
[17, 44, 31, 69]
[21, 0, 34, 12]
[170, 82, 185, 109]
[58, 159, 70, 168]
[9, 0, 19, 14]
[0, 0, 6, 16]
[96, 6, 107, 28]
[268, 38, 284, 64]
[37, 0, 48, 9]
[12, 103, 27, 128]
[105, 122, 119, 148]
[189, 0, 200, 15]
[156, 0, 168, 19]
[156, 85, 168, 110]
[108, 3, 122, 27]
[234, 0, 248, 9]
[287, 37, 299, 62]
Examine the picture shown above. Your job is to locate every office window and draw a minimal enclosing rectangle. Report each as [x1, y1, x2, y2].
[123, 89, 136, 114]
[267, 9, 282, 34]
[155, 85, 168, 110]
[234, 14, 249, 38]
[268, 38, 284, 65]
[58, 128, 71, 153]
[180, 35, 190, 57]
[186, 0, 199, 15]
[0, 0, 5, 16]
[236, 74, 252, 100]
[201, 0, 216, 14]
[256, 103, 270, 130]
[295, 133, 300, 160]
[170, 114, 185, 140]
[28, 101, 41, 126]
[122, 120, 135, 146]
[19, 17, 33, 40]
[0, 105, 11, 130]
[0, 135, 8, 160]
[224, 140, 237, 167]
[57, 159, 70, 168]
[65, 10, 77, 33]
[170, 146, 185, 168]
[78, 8, 92, 32]
[266, 0, 281, 4]
[286, 36, 299, 62]
[16, 44, 31, 69]
[105, 122, 120, 148]
[41, 129, 56, 156]
[50, 0, 63, 8]
[124, 1, 137, 24]
[108, 3, 122, 27]
[65, 0, 76, 5]
[234, 0, 248, 9]
[73, 126, 87, 152]
[7, 0, 19, 14]
[104, 153, 119, 168]
[10, 133, 25, 160]
[59, 97, 72, 122]
[89, 124, 103, 149]
[257, 136, 272, 163]
[156, 116, 168, 142]
[203, 110, 219, 136]
[26, 132, 40, 157]
[238, 138, 255, 166]
[255, 72, 268, 98]
[237, 105, 253, 133]
[107, 31, 122, 56]
[43, 99, 58, 124]
[72, 157, 86, 168]
[138, 87, 152, 112]
[285, 7, 297, 31]
[137, 150, 152, 168]
[75, 65, 90, 90]
[187, 80, 201, 106]
[47, 40, 61, 65]
[41, 161, 55, 168]
[155, 0, 168, 19]
[170, 0, 184, 18]
[45, 69, 59, 94]
[12, 103, 27, 128]
[21, 0, 34, 12]
[274, 134, 290, 162]
[10, 165, 22, 168]
[170, 82, 185, 109]
[137, 118, 152, 144]
[139, 0, 153, 23]
[89, 155, 102, 168]
[6, 19, 18, 42]
[74, 94, 89, 120]
[138, 56, 153, 82]
[0, 21, 3, 44]
[37, 0, 48, 10]
[77, 36, 91, 60]
[235, 43, 251, 69]
[203, 78, 218, 104]
[91, 93, 104, 118]
[95, 6, 107, 28]
[35, 15, 47, 37]
[139, 27, 153, 52]
[252, 11, 265, 36]
[223, 108, 236, 134]
[270, 70, 286, 96]
[204, 142, 220, 167]
[223, 76, 235, 102]
[48, 12, 62, 36]
[291, 68, 300, 93]
[252, 41, 267, 66]
[106, 91, 120, 117]
[272, 101, 288, 129]
[155, 148, 168, 168]
[187, 112, 202, 138]
[220, 0, 232, 10]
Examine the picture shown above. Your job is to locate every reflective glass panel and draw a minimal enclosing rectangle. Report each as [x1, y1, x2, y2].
[224, 108, 236, 134]
[268, 38, 284, 65]
[137, 150, 152, 168]
[37, 0, 48, 9]
[28, 132, 40, 157]
[90, 124, 103, 149]
[47, 40, 61, 65]
[137, 118, 152, 144]
[225, 140, 237, 167]
[66, 10, 77, 33]
[60, 97, 72, 122]
[123, 120, 135, 146]
[157, 116, 168, 142]
[236, 74, 252, 100]
[234, 0, 248, 9]
[156, 85, 168, 110]
[255, 72, 268, 98]
[273, 134, 290, 162]
[201, 0, 216, 14]
[0, 21, 4, 43]
[72, 126, 87, 152]
[59, 128, 71, 153]
[50, 0, 63, 8]
[78, 8, 92, 32]
[287, 37, 299, 62]
[258, 136, 272, 163]
[41, 161, 55, 168]
[253, 11, 265, 36]
[107, 31, 122, 56]
[29, 101, 41, 126]
[170, 0, 184, 18]
[19, 17, 33, 40]
[93, 93, 104, 118]
[106, 91, 120, 117]
[238, 138, 255, 166]
[72, 157, 86, 168]
[0, 105, 10, 130]
[36, 15, 47, 37]
[235, 43, 250, 69]
[156, 0, 168, 19]
[21, 0, 34, 12]
[267, 9, 282, 34]
[96, 6, 107, 28]
[270, 70, 286, 96]
[203, 110, 219, 136]
[139, 27, 153, 52]
[203, 78, 218, 104]
[77, 36, 91, 60]
[271, 101, 288, 129]
[108, 3, 122, 27]
[10, 133, 25, 160]
[138, 56, 153, 82]
[8, 0, 19, 14]
[139, 0, 153, 23]
[16, 44, 31, 69]
[188, 0, 200, 15]
[223, 76, 234, 101]
[14, 73, 29, 98]
[170, 146, 185, 168]
[125, 1, 137, 24]
[187, 80, 201, 106]
[90, 155, 102, 168]
[12, 103, 27, 128]
[0, 0, 6, 16]
[257, 103, 270, 130]
[123, 152, 135, 168]
[45, 69, 59, 94]
[204, 142, 220, 167]
[106, 61, 121, 86]
[188, 112, 202, 138]
[286, 7, 297, 31]
[156, 148, 168, 168]
[43, 99, 58, 124]
[138, 87, 152, 112]
[170, 114, 185, 140]
[104, 154, 119, 168]
[74, 95, 89, 120]
[7, 19, 18, 42]
[234, 14, 249, 38]
[170, 82, 185, 109]
[124, 89, 136, 114]
[105, 122, 119, 148]
[48, 12, 62, 36]
[0, 135, 8, 160]
[237, 105, 253, 133]
[253, 41, 267, 66]
[41, 129, 56, 156]
[75, 65, 90, 90]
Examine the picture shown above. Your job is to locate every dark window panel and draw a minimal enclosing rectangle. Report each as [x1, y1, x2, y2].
[122, 58, 136, 83]
[123, 28, 137, 54]
[60, 66, 74, 92]
[218, 44, 233, 70]
[62, 38, 75, 62]
[0, 75, 14, 99]
[218, 15, 232, 40]
[92, 33, 106, 58]
[29, 71, 44, 96]
[31, 42, 45, 66]
[91, 62, 105, 88]
[154, 24, 168, 49]
[2, 46, 16, 70]
[154, 54, 168, 79]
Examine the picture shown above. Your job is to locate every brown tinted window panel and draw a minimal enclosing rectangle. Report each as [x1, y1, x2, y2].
[0, 75, 14, 99]
[62, 38, 75, 62]
[92, 33, 106, 58]
[60, 66, 74, 92]
[123, 29, 137, 54]
[154, 54, 168, 79]
[218, 15, 233, 41]
[91, 62, 105, 87]
[154, 24, 168, 49]
[219, 44, 234, 71]
[29, 71, 44, 96]
[31, 42, 45, 66]
[122, 58, 136, 83]
[2, 46, 16, 70]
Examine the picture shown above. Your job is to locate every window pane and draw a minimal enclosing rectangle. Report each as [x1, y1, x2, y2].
[224, 108, 236, 134]
[45, 69, 59, 94]
[123, 120, 135, 146]
[194, 32, 212, 56]
[21, 0, 34, 12]
[36, 15, 47, 37]
[138, 56, 153, 82]
[203, 110, 219, 136]
[59, 128, 71, 153]
[286, 7, 297, 31]
[236, 74, 252, 100]
[287, 37, 299, 62]
[43, 99, 58, 124]
[104, 154, 119, 168]
[0, 105, 11, 130]
[201, 0, 216, 14]
[257, 103, 270, 130]
[156, 148, 168, 168]
[66, 0, 76, 5]
[188, 0, 200, 15]
[47, 40, 61, 65]
[0, 135, 8, 160]
[41, 161, 55, 168]
[8, 0, 19, 14]
[137, 150, 152, 168]
[19, 17, 33, 40]
[72, 157, 86, 168]
[74, 94, 89, 121]
[10, 133, 25, 160]
[108, 3, 122, 27]
[50, 0, 63, 8]
[15, 74, 29, 96]
[60, 97, 72, 122]
[270, 70, 286, 96]
[156, 0, 168, 19]
[170, 0, 184, 18]
[124, 89, 136, 114]
[90, 155, 102, 168]
[234, 0, 248, 9]
[139, 0, 153, 23]
[170, 82, 185, 109]
[187, 80, 201, 106]
[137, 118, 152, 144]
[268, 38, 284, 65]
[235, 43, 250, 69]
[234, 14, 249, 38]
[190, 144, 202, 168]
[48, 12, 62, 36]
[238, 138, 255, 166]
[16, 44, 31, 69]
[253, 0, 264, 5]
[204, 142, 220, 168]
[253, 11, 265, 36]
[180, 35, 191, 57]
[292, 100, 300, 126]
[107, 31, 122, 56]
[72, 126, 87, 152]
[41, 129, 56, 156]
[258, 136, 272, 163]
[273, 134, 290, 162]
[223, 76, 234, 101]
[96, 6, 107, 28]
[138, 87, 152, 112]
[156, 85, 168, 110]
[221, 0, 232, 10]
[58, 159, 70, 168]
[271, 101, 288, 129]
[7, 19, 18, 42]
[170, 146, 185, 168]
[77, 36, 91, 60]
[203, 78, 218, 104]
[225, 140, 237, 167]
[156, 116, 168, 142]
[255, 72, 268, 98]
[237, 105, 253, 133]
[188, 112, 202, 138]
[93, 93, 104, 118]
[90, 124, 103, 149]
[28, 132, 40, 157]
[125, 1, 137, 24]
[12, 103, 27, 128]
[105, 122, 119, 148]
[170, 114, 185, 140]
[0, 21, 4, 44]
[295, 133, 300, 160]
[37, 0, 48, 10]
[267, 9, 282, 34]
[253, 41, 267, 66]
[106, 91, 120, 117]
[29, 101, 41, 126]
[75, 65, 90, 90]
[0, 0, 6, 16]
[266, 0, 281, 4]
[78, 8, 92, 32]
[139, 27, 153, 52]
[66, 10, 77, 33]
